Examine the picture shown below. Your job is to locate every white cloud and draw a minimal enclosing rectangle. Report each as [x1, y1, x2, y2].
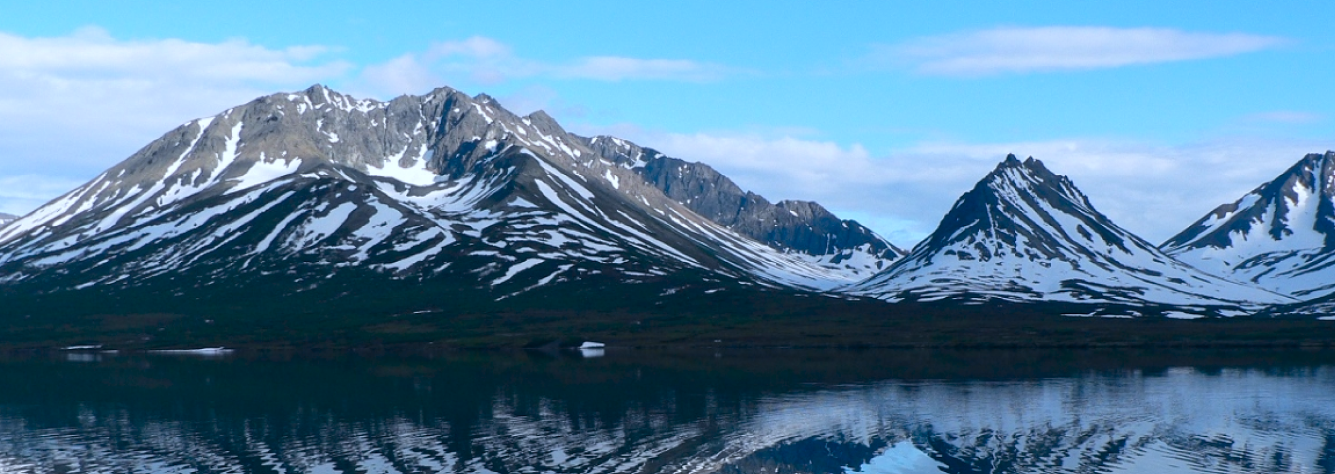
[0, 27, 352, 217]
[886, 26, 1285, 76]
[426, 36, 512, 59]
[492, 84, 593, 119]
[0, 27, 350, 160]
[0, 174, 87, 216]
[557, 57, 728, 82]
[0, 26, 349, 87]
[357, 36, 732, 95]
[356, 54, 442, 98]
[1244, 110, 1324, 124]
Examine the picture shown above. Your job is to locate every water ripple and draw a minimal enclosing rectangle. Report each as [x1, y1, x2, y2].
[0, 354, 1333, 473]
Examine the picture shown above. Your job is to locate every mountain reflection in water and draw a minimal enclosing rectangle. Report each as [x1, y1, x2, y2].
[0, 349, 1333, 474]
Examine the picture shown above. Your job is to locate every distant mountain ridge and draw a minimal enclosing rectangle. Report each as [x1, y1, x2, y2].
[0, 213, 15, 228]
[849, 155, 1291, 311]
[604, 138, 903, 267]
[0, 85, 893, 306]
[3, 83, 1335, 321]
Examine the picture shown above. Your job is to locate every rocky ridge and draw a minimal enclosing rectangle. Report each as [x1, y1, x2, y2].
[587, 136, 903, 269]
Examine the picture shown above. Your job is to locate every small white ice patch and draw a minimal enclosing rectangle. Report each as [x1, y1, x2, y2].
[147, 347, 234, 356]
[491, 258, 544, 286]
[61, 345, 103, 350]
[229, 155, 302, 193]
[368, 144, 438, 186]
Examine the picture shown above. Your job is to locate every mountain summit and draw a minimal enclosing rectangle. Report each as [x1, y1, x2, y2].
[849, 155, 1290, 309]
[0, 85, 896, 308]
[1163, 151, 1335, 298]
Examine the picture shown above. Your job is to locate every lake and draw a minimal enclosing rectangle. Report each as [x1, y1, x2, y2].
[1, 348, 1333, 473]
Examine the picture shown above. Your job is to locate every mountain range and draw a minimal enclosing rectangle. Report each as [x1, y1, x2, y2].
[0, 86, 892, 303]
[0, 84, 1333, 324]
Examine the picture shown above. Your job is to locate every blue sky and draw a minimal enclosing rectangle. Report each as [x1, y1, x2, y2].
[1, 1, 1332, 245]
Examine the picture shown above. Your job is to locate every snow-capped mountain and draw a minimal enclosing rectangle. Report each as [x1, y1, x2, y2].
[0, 213, 15, 228]
[848, 155, 1292, 310]
[0, 85, 893, 299]
[1162, 151, 1335, 299]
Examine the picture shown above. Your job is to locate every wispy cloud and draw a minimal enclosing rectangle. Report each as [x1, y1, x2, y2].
[0, 26, 350, 84]
[357, 54, 441, 97]
[0, 26, 350, 163]
[0, 174, 88, 216]
[356, 36, 734, 96]
[883, 26, 1285, 76]
[426, 36, 513, 59]
[556, 57, 729, 82]
[0, 26, 352, 217]
[1243, 110, 1325, 124]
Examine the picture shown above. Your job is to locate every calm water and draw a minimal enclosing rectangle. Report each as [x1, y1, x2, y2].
[2, 349, 1335, 473]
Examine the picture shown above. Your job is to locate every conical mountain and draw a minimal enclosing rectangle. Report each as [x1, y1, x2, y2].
[0, 85, 896, 314]
[849, 155, 1290, 310]
[1162, 151, 1335, 299]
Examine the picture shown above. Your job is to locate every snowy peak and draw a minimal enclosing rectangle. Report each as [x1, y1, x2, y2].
[0, 87, 448, 246]
[916, 154, 1134, 265]
[1164, 151, 1335, 251]
[0, 213, 15, 228]
[0, 84, 898, 297]
[850, 154, 1290, 308]
[0, 85, 606, 246]
[1163, 151, 1335, 297]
